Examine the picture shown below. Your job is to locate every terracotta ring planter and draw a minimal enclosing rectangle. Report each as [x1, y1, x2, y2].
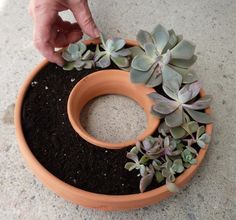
[15, 39, 213, 211]
[67, 69, 159, 149]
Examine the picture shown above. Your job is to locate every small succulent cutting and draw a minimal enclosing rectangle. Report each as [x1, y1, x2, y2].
[62, 42, 94, 71]
[94, 33, 131, 69]
[130, 24, 198, 87]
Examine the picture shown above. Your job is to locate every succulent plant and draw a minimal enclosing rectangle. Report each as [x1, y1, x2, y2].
[94, 33, 131, 69]
[124, 135, 191, 193]
[161, 156, 184, 183]
[62, 42, 94, 71]
[196, 126, 211, 148]
[148, 80, 213, 127]
[130, 24, 198, 87]
[181, 148, 197, 167]
[124, 151, 146, 172]
[134, 136, 181, 160]
[139, 165, 155, 192]
[168, 114, 199, 139]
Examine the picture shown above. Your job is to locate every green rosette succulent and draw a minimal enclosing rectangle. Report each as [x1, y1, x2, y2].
[62, 42, 94, 71]
[130, 24, 198, 87]
[94, 33, 131, 69]
[181, 148, 197, 167]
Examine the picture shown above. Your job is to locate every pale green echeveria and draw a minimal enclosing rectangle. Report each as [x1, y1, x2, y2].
[94, 33, 131, 69]
[62, 42, 94, 71]
[130, 24, 198, 87]
[181, 148, 197, 167]
[148, 80, 213, 127]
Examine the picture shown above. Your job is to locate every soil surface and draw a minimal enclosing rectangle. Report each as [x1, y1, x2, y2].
[21, 44, 163, 195]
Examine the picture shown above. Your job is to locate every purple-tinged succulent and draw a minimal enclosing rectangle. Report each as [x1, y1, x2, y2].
[130, 24, 198, 87]
[148, 81, 213, 127]
[139, 165, 155, 193]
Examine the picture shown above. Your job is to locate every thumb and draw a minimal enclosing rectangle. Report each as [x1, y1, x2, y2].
[70, 0, 99, 38]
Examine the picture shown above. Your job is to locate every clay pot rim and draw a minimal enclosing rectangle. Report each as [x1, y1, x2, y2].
[67, 69, 160, 149]
[15, 38, 213, 204]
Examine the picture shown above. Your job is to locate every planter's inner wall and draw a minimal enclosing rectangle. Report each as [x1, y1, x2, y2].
[21, 44, 163, 195]
[80, 94, 147, 143]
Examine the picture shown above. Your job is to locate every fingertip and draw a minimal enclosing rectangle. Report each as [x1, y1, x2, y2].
[93, 27, 100, 38]
[54, 54, 64, 67]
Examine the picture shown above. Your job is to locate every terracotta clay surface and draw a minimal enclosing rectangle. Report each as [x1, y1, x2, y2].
[15, 39, 213, 211]
[67, 69, 159, 149]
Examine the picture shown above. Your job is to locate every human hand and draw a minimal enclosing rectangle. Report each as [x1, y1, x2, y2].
[29, 0, 99, 66]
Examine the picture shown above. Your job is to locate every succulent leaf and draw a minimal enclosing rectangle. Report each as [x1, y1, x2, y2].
[140, 172, 154, 193]
[182, 121, 199, 135]
[111, 38, 126, 51]
[126, 152, 139, 163]
[146, 71, 163, 87]
[112, 48, 131, 57]
[178, 81, 201, 103]
[62, 50, 74, 62]
[63, 62, 75, 71]
[166, 182, 179, 193]
[197, 133, 211, 148]
[136, 29, 154, 49]
[183, 95, 212, 110]
[96, 54, 111, 68]
[129, 46, 145, 58]
[165, 107, 184, 128]
[130, 146, 139, 154]
[196, 126, 205, 139]
[163, 29, 178, 51]
[185, 108, 213, 124]
[162, 65, 182, 100]
[130, 68, 152, 84]
[170, 127, 187, 139]
[152, 24, 170, 54]
[155, 171, 164, 183]
[153, 101, 179, 115]
[144, 43, 158, 58]
[111, 56, 129, 68]
[168, 65, 198, 84]
[171, 40, 196, 60]
[171, 159, 185, 173]
[131, 54, 155, 71]
[181, 149, 196, 164]
[170, 55, 197, 69]
[124, 162, 137, 171]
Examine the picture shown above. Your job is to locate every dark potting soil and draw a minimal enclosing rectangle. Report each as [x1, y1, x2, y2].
[21, 44, 163, 195]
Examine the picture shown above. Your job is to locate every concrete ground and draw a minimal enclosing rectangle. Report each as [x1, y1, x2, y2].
[0, 0, 236, 219]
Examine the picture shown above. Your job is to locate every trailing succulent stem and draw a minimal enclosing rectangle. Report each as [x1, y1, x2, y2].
[125, 122, 211, 193]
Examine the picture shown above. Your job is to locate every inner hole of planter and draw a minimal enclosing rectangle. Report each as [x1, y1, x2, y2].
[80, 94, 147, 143]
